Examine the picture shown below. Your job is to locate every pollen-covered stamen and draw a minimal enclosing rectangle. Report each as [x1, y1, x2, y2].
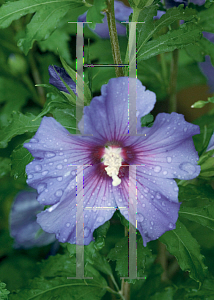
[102, 146, 122, 186]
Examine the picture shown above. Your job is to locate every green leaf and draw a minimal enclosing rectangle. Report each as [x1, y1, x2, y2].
[0, 157, 11, 178]
[150, 287, 175, 300]
[10, 253, 108, 300]
[137, 5, 198, 59]
[138, 23, 202, 61]
[52, 108, 77, 134]
[198, 4, 214, 33]
[38, 28, 72, 64]
[0, 0, 84, 54]
[11, 143, 33, 179]
[0, 112, 42, 148]
[179, 185, 214, 231]
[60, 56, 92, 105]
[93, 221, 110, 250]
[0, 77, 30, 127]
[67, 240, 113, 276]
[186, 37, 214, 66]
[141, 113, 154, 127]
[86, 0, 106, 30]
[0, 281, 10, 300]
[107, 236, 152, 278]
[159, 220, 208, 283]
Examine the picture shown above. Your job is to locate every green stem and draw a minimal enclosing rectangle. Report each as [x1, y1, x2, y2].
[106, 0, 124, 77]
[124, 7, 141, 76]
[168, 49, 179, 113]
[160, 53, 168, 88]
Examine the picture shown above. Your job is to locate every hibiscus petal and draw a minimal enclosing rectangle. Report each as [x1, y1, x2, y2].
[24, 117, 101, 205]
[127, 112, 200, 180]
[9, 191, 55, 248]
[78, 77, 156, 139]
[114, 172, 180, 246]
[37, 166, 116, 245]
[24, 117, 116, 244]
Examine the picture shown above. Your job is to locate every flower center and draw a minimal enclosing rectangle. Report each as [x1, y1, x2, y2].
[102, 146, 122, 186]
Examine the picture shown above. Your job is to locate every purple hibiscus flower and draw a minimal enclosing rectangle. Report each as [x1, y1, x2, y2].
[24, 77, 200, 246]
[78, 0, 133, 38]
[48, 65, 76, 94]
[9, 190, 56, 248]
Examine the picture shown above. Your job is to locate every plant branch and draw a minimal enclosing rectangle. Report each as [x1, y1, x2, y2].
[106, 0, 124, 77]
[168, 48, 179, 113]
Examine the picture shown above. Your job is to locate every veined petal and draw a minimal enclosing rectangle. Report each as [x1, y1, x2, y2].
[24, 117, 116, 244]
[37, 166, 116, 245]
[126, 112, 200, 180]
[24, 117, 102, 205]
[9, 191, 55, 248]
[113, 171, 180, 246]
[78, 77, 156, 139]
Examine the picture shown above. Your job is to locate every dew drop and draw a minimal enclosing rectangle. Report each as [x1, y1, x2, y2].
[38, 183, 46, 193]
[137, 213, 144, 222]
[97, 216, 105, 223]
[57, 176, 63, 182]
[64, 159, 68, 163]
[140, 195, 144, 199]
[154, 165, 161, 173]
[174, 186, 179, 192]
[144, 187, 149, 193]
[28, 174, 33, 179]
[31, 138, 38, 143]
[184, 127, 187, 132]
[162, 201, 166, 206]
[163, 171, 168, 175]
[55, 189, 63, 197]
[169, 222, 174, 229]
[42, 170, 48, 176]
[66, 222, 70, 228]
[142, 203, 146, 207]
[45, 152, 56, 158]
[151, 221, 154, 225]
[84, 227, 90, 238]
[156, 192, 161, 199]
[59, 152, 64, 156]
[56, 164, 63, 170]
[179, 162, 196, 175]
[35, 164, 42, 171]
[166, 156, 172, 163]
[49, 162, 53, 166]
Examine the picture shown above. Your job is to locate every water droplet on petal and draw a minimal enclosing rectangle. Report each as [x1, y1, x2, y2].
[163, 171, 168, 175]
[57, 176, 63, 182]
[169, 222, 174, 229]
[179, 162, 196, 175]
[28, 174, 33, 179]
[144, 187, 149, 193]
[84, 227, 90, 238]
[55, 189, 63, 197]
[66, 222, 70, 227]
[97, 216, 105, 223]
[174, 186, 179, 192]
[162, 201, 166, 206]
[35, 164, 42, 171]
[38, 183, 47, 193]
[151, 221, 154, 225]
[45, 152, 56, 158]
[184, 127, 187, 132]
[42, 170, 48, 176]
[154, 166, 161, 173]
[142, 203, 146, 207]
[72, 171, 76, 176]
[59, 152, 64, 156]
[56, 164, 63, 170]
[156, 192, 161, 199]
[166, 156, 172, 163]
[137, 213, 144, 222]
[64, 159, 68, 162]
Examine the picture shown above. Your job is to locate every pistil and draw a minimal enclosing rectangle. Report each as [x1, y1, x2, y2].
[102, 146, 122, 186]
